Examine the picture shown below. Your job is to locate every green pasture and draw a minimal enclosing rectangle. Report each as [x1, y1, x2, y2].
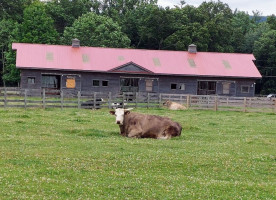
[0, 108, 275, 199]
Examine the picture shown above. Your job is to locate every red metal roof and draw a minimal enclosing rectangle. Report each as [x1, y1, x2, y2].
[12, 43, 262, 78]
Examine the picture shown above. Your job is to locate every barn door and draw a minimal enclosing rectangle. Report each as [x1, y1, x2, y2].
[120, 78, 139, 92]
[197, 81, 216, 95]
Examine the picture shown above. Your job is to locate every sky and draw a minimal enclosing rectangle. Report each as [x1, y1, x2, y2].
[158, 0, 276, 16]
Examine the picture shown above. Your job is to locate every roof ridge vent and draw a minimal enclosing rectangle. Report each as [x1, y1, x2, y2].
[188, 44, 197, 53]
[72, 38, 80, 48]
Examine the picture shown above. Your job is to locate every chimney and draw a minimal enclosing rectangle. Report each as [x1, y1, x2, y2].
[188, 44, 197, 53]
[72, 38, 80, 48]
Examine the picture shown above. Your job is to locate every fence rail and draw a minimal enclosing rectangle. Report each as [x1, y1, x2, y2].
[0, 88, 275, 113]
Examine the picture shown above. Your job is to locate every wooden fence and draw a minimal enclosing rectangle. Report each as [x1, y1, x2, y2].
[0, 88, 275, 113]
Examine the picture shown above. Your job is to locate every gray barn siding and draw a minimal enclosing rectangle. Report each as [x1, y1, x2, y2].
[158, 76, 197, 94]
[20, 69, 257, 97]
[81, 72, 121, 93]
[216, 81, 236, 96]
[235, 80, 256, 97]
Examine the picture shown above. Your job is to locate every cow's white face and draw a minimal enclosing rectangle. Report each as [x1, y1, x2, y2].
[109, 108, 132, 125]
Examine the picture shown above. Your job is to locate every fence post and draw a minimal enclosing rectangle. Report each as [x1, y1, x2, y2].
[24, 89, 27, 109]
[214, 96, 218, 111]
[135, 92, 138, 108]
[108, 92, 112, 109]
[274, 99, 276, 113]
[93, 92, 96, 109]
[159, 93, 162, 108]
[186, 95, 190, 109]
[60, 90, 64, 110]
[243, 97, 247, 112]
[4, 88, 7, 108]
[122, 92, 125, 108]
[42, 89, 46, 109]
[147, 93, 150, 109]
[77, 91, 81, 109]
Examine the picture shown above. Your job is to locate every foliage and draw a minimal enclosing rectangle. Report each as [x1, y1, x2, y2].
[163, 5, 209, 51]
[267, 14, 276, 30]
[242, 23, 270, 53]
[230, 11, 256, 53]
[198, 1, 234, 52]
[0, 0, 32, 22]
[45, 0, 93, 34]
[62, 12, 130, 48]
[132, 5, 174, 49]
[0, 19, 17, 85]
[0, 108, 275, 199]
[20, 1, 59, 44]
[0, 20, 20, 86]
[254, 30, 276, 94]
[2, 49, 20, 85]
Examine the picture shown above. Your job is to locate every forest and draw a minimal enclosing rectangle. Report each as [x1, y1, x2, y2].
[0, 0, 275, 94]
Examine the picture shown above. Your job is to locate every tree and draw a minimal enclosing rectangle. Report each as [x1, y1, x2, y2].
[253, 30, 276, 94]
[242, 22, 270, 53]
[2, 49, 20, 86]
[20, 1, 59, 44]
[62, 12, 130, 48]
[163, 5, 209, 51]
[197, 1, 234, 52]
[134, 5, 174, 49]
[0, 0, 32, 22]
[45, 0, 93, 34]
[97, 0, 158, 17]
[2, 1, 59, 85]
[99, 0, 159, 48]
[267, 14, 276, 30]
[1, 23, 20, 86]
[230, 11, 256, 53]
[0, 19, 19, 86]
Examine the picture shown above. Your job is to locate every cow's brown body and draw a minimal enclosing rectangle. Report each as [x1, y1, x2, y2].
[163, 100, 187, 110]
[118, 112, 182, 139]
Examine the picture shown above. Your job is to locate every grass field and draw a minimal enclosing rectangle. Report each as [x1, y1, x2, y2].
[0, 108, 275, 199]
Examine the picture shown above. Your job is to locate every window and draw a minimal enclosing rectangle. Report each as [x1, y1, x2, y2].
[93, 80, 100, 86]
[102, 80, 108, 87]
[171, 83, 177, 90]
[241, 85, 249, 93]
[197, 81, 216, 95]
[66, 78, 76, 88]
[146, 79, 153, 92]
[179, 83, 185, 90]
[42, 75, 60, 89]
[28, 77, 35, 84]
[222, 82, 230, 94]
[120, 78, 139, 92]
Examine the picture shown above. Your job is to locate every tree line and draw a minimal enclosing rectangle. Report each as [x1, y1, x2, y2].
[0, 0, 275, 94]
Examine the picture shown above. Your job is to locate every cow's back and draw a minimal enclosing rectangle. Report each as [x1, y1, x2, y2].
[123, 112, 181, 138]
[169, 102, 186, 110]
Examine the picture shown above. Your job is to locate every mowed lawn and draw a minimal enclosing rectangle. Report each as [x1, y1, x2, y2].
[0, 108, 275, 199]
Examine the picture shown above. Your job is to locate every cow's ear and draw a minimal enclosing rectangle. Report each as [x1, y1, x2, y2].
[109, 111, 115, 115]
[124, 111, 130, 115]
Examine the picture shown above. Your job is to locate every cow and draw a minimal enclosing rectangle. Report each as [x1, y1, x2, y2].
[163, 100, 187, 110]
[81, 98, 105, 109]
[109, 108, 182, 139]
[111, 101, 128, 109]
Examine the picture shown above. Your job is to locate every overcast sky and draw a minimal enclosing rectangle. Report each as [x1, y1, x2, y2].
[158, 0, 276, 16]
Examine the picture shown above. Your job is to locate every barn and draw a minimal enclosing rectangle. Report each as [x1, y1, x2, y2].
[12, 40, 262, 97]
